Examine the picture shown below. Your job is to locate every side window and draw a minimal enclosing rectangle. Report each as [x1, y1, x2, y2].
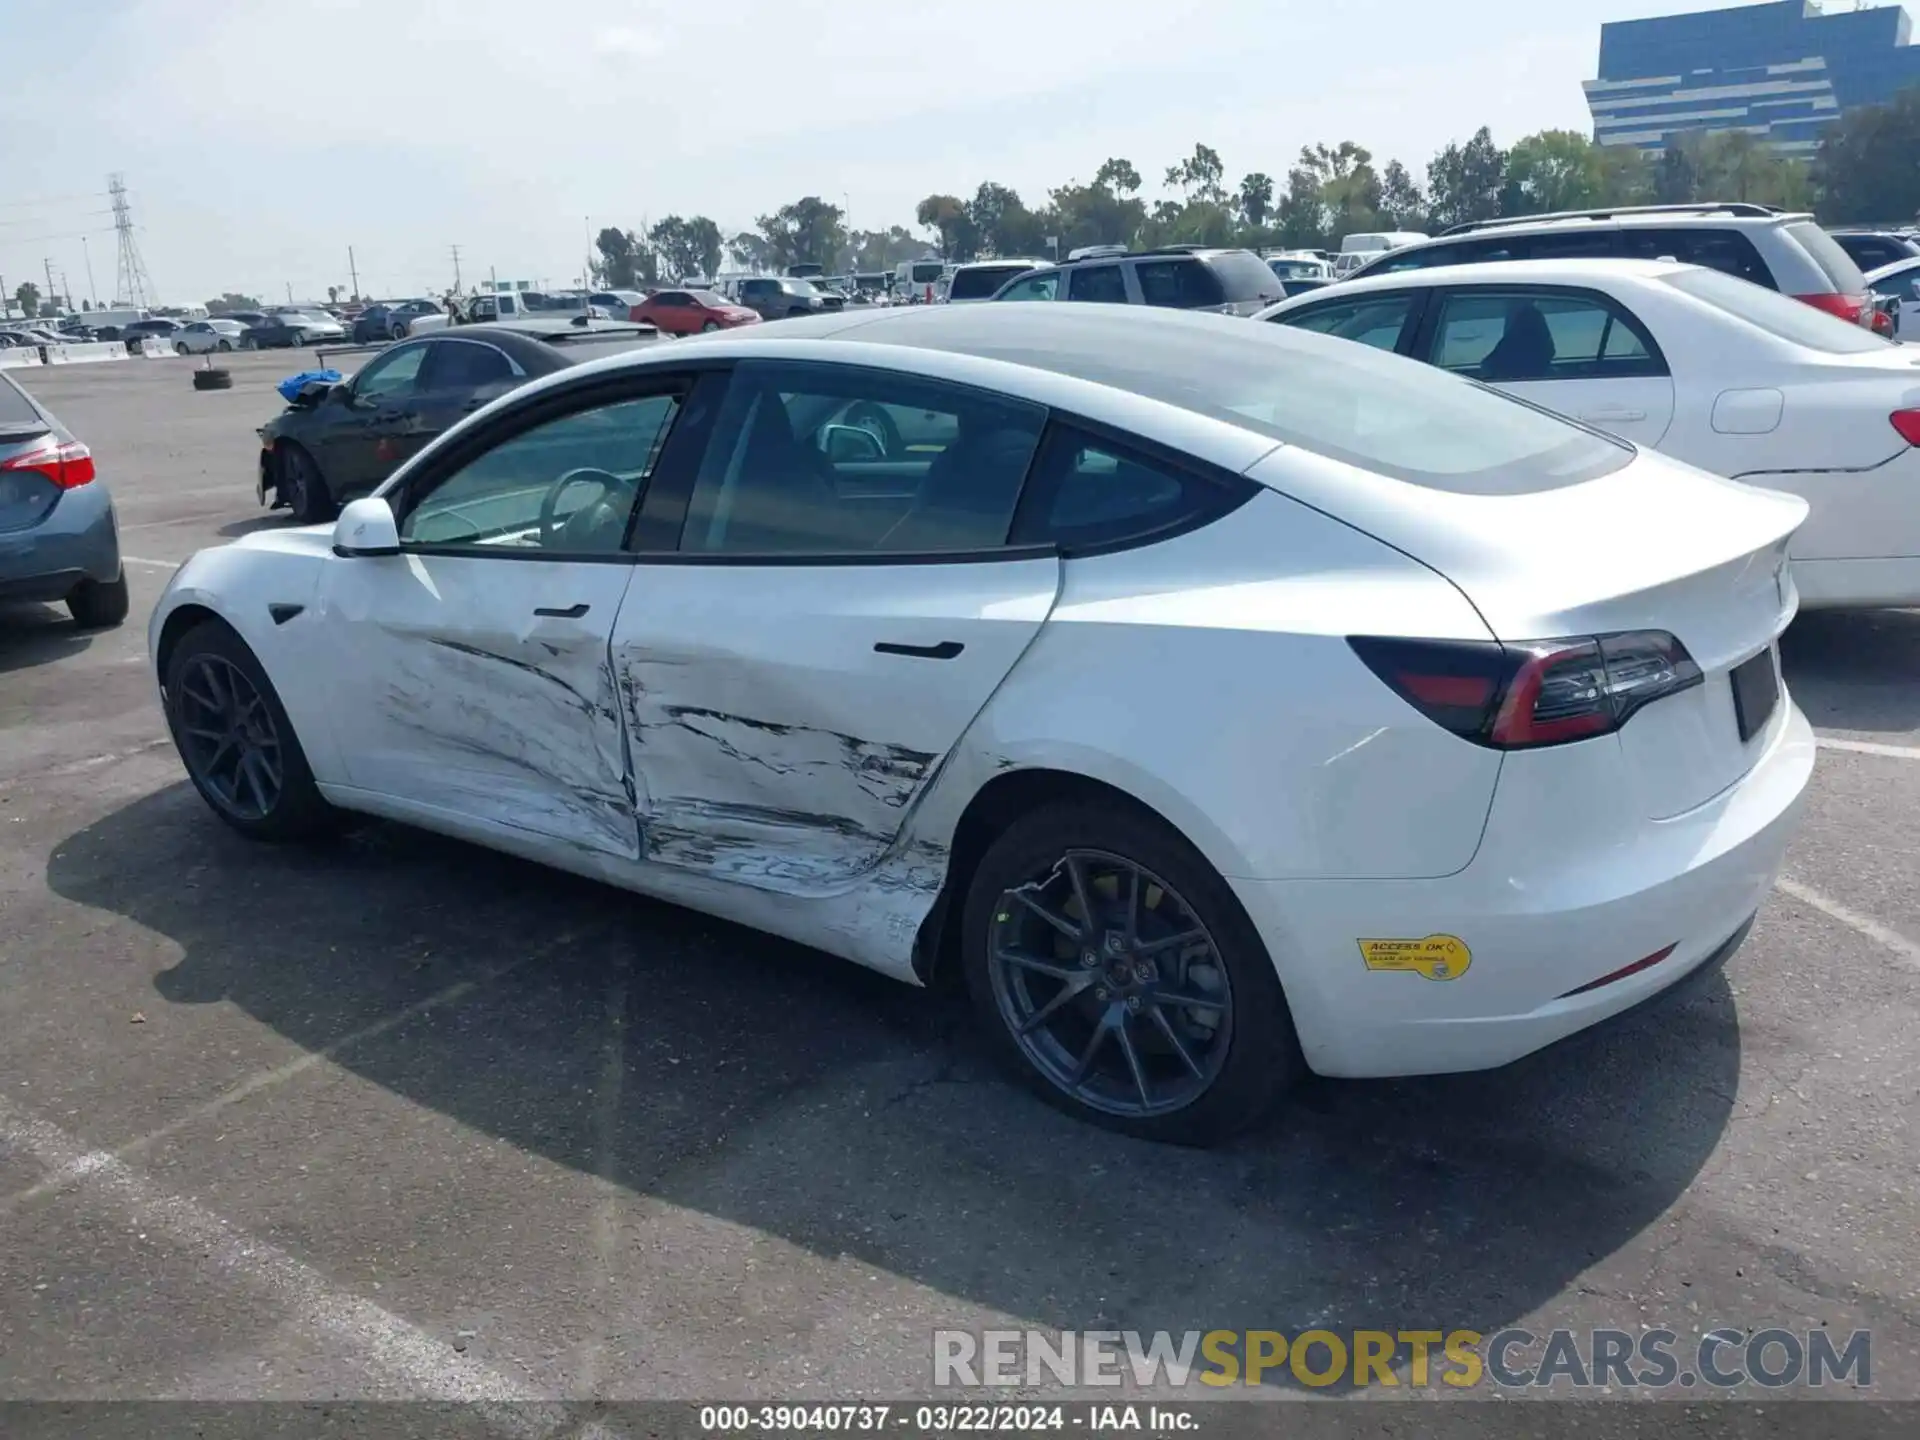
[996, 272, 1059, 302]
[1134, 259, 1224, 308]
[399, 392, 683, 554]
[1011, 425, 1244, 550]
[1431, 290, 1667, 381]
[1272, 293, 1417, 351]
[680, 360, 1046, 556]
[351, 344, 430, 403]
[423, 341, 521, 390]
[1067, 264, 1129, 304]
[1369, 242, 1459, 275]
[1630, 228, 1772, 287]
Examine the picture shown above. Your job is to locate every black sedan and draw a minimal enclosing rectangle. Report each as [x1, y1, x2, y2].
[256, 320, 660, 523]
[240, 310, 346, 349]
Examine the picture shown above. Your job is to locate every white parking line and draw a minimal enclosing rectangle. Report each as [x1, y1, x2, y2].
[1817, 736, 1920, 762]
[1775, 876, 1920, 974]
[123, 555, 179, 569]
[0, 1097, 572, 1426]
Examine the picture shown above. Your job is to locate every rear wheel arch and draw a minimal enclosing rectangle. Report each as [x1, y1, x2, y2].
[913, 767, 1275, 992]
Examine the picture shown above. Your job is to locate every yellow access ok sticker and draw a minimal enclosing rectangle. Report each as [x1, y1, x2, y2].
[1357, 934, 1472, 981]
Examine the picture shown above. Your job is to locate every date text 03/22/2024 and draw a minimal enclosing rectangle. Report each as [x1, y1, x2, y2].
[698, 1405, 1189, 1433]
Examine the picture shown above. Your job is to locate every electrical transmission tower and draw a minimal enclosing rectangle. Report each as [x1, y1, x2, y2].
[108, 173, 157, 307]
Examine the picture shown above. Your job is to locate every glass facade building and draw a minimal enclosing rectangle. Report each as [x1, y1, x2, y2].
[1586, 1, 1920, 155]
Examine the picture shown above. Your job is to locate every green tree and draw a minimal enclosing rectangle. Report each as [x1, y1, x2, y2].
[848, 226, 924, 270]
[648, 215, 725, 280]
[966, 182, 1047, 257]
[1273, 164, 1329, 248]
[914, 193, 978, 260]
[1427, 126, 1507, 230]
[1238, 172, 1274, 229]
[1093, 157, 1142, 195]
[1377, 159, 1428, 230]
[1594, 144, 1654, 207]
[1652, 136, 1701, 205]
[726, 231, 771, 271]
[1502, 129, 1606, 216]
[1815, 88, 1920, 223]
[14, 282, 40, 318]
[757, 196, 847, 271]
[206, 293, 262, 314]
[593, 226, 643, 288]
[1164, 143, 1228, 205]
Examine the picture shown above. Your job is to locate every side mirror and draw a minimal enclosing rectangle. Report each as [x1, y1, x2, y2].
[819, 423, 885, 462]
[332, 496, 400, 556]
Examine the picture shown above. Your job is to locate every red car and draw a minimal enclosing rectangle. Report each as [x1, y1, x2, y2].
[631, 288, 761, 335]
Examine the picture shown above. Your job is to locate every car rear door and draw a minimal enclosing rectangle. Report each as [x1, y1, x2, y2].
[312, 341, 432, 496]
[402, 338, 527, 462]
[607, 358, 1060, 890]
[1414, 284, 1676, 447]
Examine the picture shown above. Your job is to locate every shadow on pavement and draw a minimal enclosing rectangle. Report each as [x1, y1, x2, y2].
[0, 602, 94, 673]
[47, 785, 1741, 1364]
[1782, 607, 1920, 734]
[216, 514, 290, 539]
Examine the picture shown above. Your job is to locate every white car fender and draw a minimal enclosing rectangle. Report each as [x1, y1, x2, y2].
[149, 530, 342, 781]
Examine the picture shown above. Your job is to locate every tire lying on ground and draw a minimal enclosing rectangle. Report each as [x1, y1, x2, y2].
[192, 368, 233, 391]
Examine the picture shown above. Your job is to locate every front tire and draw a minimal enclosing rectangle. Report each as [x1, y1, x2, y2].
[217, 339, 232, 352]
[276, 443, 335, 524]
[961, 801, 1302, 1145]
[174, 343, 189, 356]
[700, 320, 720, 333]
[163, 621, 340, 842]
[68, 572, 129, 628]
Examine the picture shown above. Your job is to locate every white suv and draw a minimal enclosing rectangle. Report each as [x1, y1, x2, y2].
[1347, 203, 1878, 332]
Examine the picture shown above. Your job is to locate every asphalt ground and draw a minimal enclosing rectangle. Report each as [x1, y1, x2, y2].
[0, 351, 1916, 1417]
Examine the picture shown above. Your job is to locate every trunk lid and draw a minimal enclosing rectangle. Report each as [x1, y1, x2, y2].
[1256, 447, 1807, 818]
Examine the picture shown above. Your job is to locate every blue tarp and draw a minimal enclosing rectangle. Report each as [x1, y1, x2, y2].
[277, 369, 342, 403]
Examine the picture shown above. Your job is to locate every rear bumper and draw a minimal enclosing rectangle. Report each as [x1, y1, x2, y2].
[0, 482, 122, 600]
[1233, 700, 1814, 1079]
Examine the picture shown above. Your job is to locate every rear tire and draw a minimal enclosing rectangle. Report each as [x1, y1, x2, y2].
[961, 800, 1303, 1146]
[163, 621, 342, 842]
[174, 343, 189, 356]
[701, 320, 720, 333]
[217, 340, 232, 352]
[68, 572, 129, 629]
[276, 443, 335, 524]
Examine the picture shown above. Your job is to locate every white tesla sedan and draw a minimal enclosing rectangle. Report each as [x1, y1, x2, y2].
[1258, 257, 1920, 611]
[148, 305, 1815, 1144]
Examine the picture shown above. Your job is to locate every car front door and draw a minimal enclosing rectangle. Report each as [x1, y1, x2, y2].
[316, 377, 693, 857]
[606, 357, 1061, 890]
[317, 341, 433, 496]
[1416, 285, 1676, 447]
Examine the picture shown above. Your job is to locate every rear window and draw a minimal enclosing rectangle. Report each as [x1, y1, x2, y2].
[0, 376, 44, 431]
[1204, 250, 1284, 303]
[907, 262, 946, 284]
[950, 265, 1032, 300]
[1136, 259, 1224, 308]
[1785, 220, 1868, 294]
[1664, 267, 1891, 353]
[968, 316, 1628, 494]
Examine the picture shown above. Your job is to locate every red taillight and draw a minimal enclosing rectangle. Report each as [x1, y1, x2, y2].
[1872, 307, 1895, 338]
[0, 435, 94, 488]
[1891, 410, 1920, 446]
[1558, 944, 1678, 998]
[1795, 291, 1872, 328]
[1348, 630, 1704, 750]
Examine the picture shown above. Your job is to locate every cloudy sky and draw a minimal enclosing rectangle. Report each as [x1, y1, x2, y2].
[0, 0, 1875, 306]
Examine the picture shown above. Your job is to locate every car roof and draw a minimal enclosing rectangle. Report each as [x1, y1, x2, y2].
[1864, 255, 1920, 281]
[1280, 255, 1690, 300]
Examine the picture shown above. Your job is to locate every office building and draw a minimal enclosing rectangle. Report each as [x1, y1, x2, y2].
[1586, 1, 1920, 154]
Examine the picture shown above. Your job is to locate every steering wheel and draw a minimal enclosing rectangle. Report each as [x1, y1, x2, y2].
[538, 467, 636, 548]
[841, 401, 902, 458]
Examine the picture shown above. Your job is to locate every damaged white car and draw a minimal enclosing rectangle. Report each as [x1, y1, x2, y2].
[150, 305, 1814, 1144]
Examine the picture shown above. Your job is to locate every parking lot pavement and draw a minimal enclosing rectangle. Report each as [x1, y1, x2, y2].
[1, 353, 1916, 1407]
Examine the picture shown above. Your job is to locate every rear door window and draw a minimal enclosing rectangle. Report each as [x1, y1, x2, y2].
[1627, 228, 1773, 287]
[1135, 259, 1226, 308]
[1198, 250, 1279, 303]
[1010, 425, 1248, 550]
[1067, 265, 1129, 304]
[1428, 289, 1667, 380]
[423, 340, 521, 390]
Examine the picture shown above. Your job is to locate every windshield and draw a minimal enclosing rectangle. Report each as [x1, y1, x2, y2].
[1207, 250, 1285, 302]
[950, 265, 1032, 300]
[908, 262, 946, 284]
[1785, 220, 1868, 294]
[782, 279, 821, 296]
[1665, 267, 1891, 353]
[1268, 259, 1324, 279]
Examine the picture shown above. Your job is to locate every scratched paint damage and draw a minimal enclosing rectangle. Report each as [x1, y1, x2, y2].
[616, 655, 947, 891]
[379, 634, 637, 856]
